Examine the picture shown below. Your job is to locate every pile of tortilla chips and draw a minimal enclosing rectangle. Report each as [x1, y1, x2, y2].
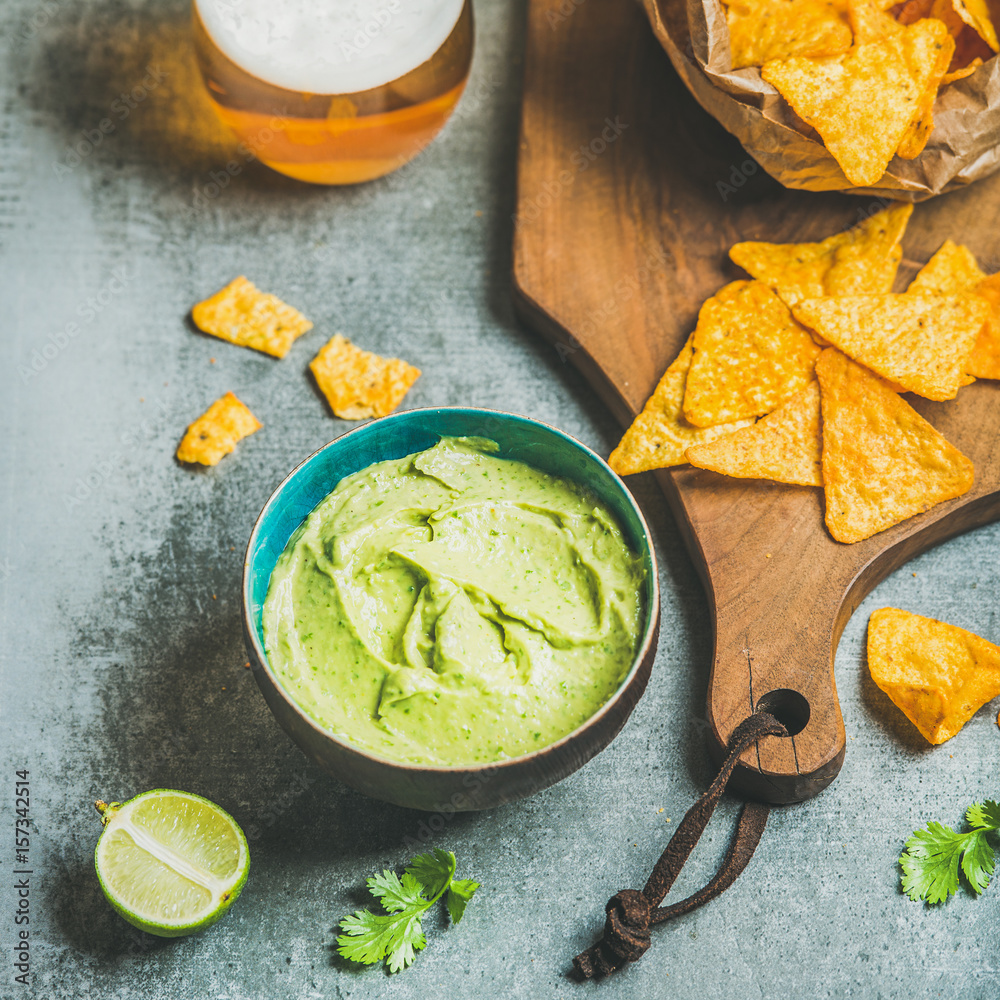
[609, 202, 999, 543]
[726, 0, 1000, 185]
[868, 607, 1000, 743]
[177, 278, 420, 467]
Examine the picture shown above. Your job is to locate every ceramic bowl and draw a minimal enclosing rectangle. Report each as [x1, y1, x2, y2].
[242, 407, 660, 811]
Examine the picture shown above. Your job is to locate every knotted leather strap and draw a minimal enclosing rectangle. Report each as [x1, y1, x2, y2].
[573, 711, 788, 979]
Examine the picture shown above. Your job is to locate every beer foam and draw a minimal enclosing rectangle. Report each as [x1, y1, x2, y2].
[196, 0, 466, 95]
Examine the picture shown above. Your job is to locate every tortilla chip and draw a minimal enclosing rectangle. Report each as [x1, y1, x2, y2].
[907, 239, 987, 293]
[729, 202, 912, 308]
[941, 56, 983, 82]
[868, 607, 1000, 744]
[848, 0, 904, 41]
[725, 0, 852, 68]
[683, 281, 822, 427]
[895, 21, 956, 159]
[761, 19, 955, 186]
[905, 242, 994, 380]
[816, 348, 974, 542]
[608, 336, 755, 474]
[191, 277, 313, 359]
[176, 392, 262, 466]
[309, 334, 420, 420]
[952, 0, 1000, 49]
[793, 292, 988, 399]
[685, 380, 823, 486]
[968, 272, 1000, 378]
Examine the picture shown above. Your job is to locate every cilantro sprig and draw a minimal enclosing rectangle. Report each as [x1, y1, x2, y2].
[336, 849, 479, 973]
[900, 800, 1000, 903]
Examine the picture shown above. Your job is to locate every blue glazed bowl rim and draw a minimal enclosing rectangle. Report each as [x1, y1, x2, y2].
[242, 405, 660, 775]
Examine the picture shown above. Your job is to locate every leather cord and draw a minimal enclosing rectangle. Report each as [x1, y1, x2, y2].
[573, 711, 788, 979]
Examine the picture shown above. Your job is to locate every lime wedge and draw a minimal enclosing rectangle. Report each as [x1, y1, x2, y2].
[94, 789, 250, 937]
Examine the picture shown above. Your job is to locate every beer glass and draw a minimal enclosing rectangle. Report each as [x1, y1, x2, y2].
[192, 1, 474, 185]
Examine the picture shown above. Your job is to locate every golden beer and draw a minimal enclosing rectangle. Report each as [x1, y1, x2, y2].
[192, 0, 473, 185]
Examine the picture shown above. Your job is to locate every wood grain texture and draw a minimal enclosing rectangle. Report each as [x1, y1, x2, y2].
[512, 0, 1000, 803]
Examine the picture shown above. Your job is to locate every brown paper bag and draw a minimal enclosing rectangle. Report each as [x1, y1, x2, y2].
[642, 0, 1000, 200]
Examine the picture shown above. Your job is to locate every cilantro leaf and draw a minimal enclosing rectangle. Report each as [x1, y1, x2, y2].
[336, 850, 479, 973]
[900, 822, 966, 903]
[405, 849, 456, 900]
[337, 909, 427, 973]
[960, 831, 996, 895]
[366, 870, 428, 913]
[446, 878, 480, 925]
[900, 803, 1000, 904]
[967, 800, 1000, 832]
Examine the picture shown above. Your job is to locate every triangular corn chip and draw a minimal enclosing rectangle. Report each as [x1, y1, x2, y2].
[309, 334, 420, 420]
[176, 392, 262, 466]
[685, 381, 823, 486]
[816, 349, 974, 542]
[608, 336, 753, 474]
[907, 239, 986, 293]
[793, 292, 988, 399]
[968, 272, 1000, 378]
[951, 0, 999, 50]
[761, 19, 955, 186]
[895, 22, 956, 159]
[897, 0, 996, 60]
[906, 242, 994, 380]
[847, 0, 903, 43]
[191, 276, 313, 359]
[729, 202, 912, 308]
[683, 281, 822, 427]
[725, 0, 852, 68]
[868, 607, 1000, 744]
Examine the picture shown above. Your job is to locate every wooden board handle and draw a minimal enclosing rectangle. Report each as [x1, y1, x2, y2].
[662, 442, 1000, 803]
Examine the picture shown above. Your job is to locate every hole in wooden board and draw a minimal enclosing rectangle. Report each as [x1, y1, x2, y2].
[755, 689, 810, 737]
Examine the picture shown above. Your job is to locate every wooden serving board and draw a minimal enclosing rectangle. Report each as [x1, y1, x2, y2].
[512, 0, 1000, 804]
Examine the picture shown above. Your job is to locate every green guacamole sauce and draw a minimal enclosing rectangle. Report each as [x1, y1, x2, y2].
[262, 437, 646, 766]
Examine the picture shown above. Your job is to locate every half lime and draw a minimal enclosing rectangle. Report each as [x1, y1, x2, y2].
[94, 788, 250, 937]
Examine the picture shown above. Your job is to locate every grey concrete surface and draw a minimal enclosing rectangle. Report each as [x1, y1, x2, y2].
[1, 1, 999, 998]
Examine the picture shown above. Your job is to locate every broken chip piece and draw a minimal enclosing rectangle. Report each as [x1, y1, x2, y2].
[176, 391, 262, 467]
[868, 607, 1000, 744]
[683, 280, 822, 427]
[729, 202, 912, 308]
[685, 380, 823, 486]
[815, 348, 974, 543]
[608, 335, 754, 474]
[309, 334, 421, 420]
[192, 276, 313, 359]
[793, 292, 988, 399]
[761, 19, 955, 186]
[724, 0, 852, 69]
